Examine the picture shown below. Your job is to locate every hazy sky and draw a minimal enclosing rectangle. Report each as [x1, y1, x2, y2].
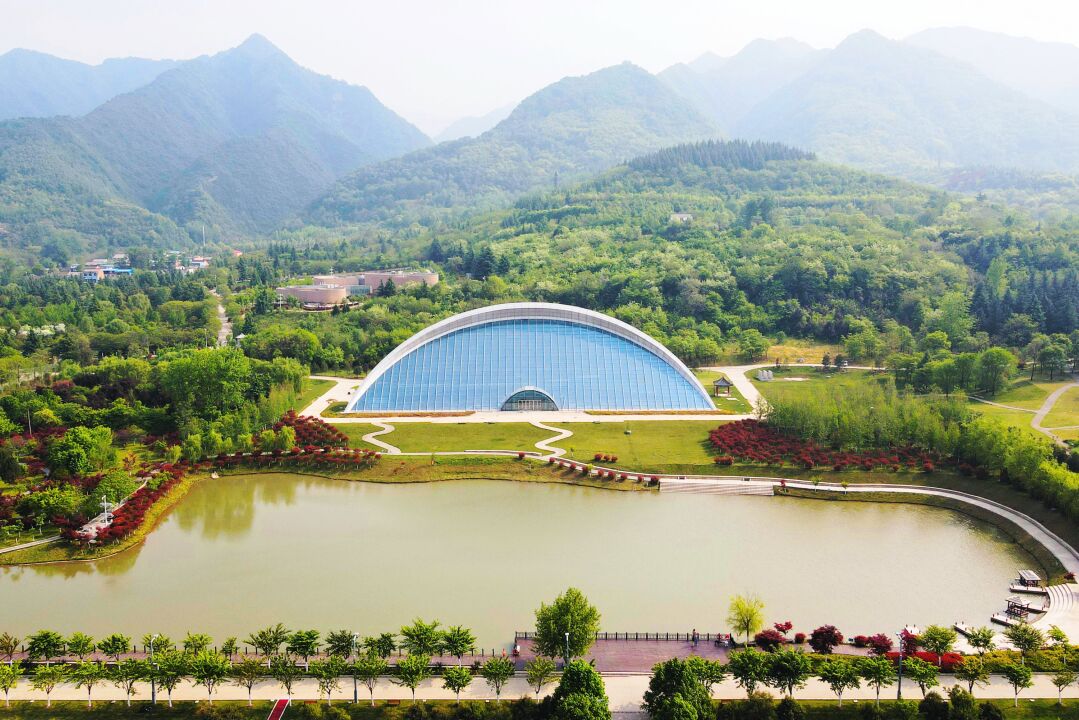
[2, 0, 1079, 134]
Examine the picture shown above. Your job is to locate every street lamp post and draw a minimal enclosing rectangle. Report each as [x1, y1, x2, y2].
[150, 633, 159, 706]
[896, 630, 905, 700]
[352, 632, 360, 704]
[564, 632, 570, 668]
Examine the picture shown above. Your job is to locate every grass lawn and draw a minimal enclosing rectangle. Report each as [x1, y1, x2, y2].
[378, 422, 553, 452]
[752, 366, 890, 404]
[989, 377, 1071, 410]
[290, 377, 334, 412]
[1043, 385, 1079, 429]
[333, 423, 383, 450]
[968, 400, 1036, 430]
[554, 420, 722, 471]
[693, 369, 752, 412]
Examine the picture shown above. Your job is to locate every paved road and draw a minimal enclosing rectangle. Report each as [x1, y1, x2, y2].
[10, 671, 1079, 705]
[209, 291, 232, 347]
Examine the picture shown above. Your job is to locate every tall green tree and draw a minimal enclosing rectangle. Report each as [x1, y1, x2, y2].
[765, 649, 812, 697]
[246, 624, 290, 656]
[902, 657, 939, 697]
[442, 625, 476, 664]
[727, 594, 765, 646]
[311, 656, 346, 706]
[526, 656, 558, 696]
[858, 657, 895, 707]
[0, 661, 19, 709]
[66, 632, 95, 660]
[818, 659, 860, 707]
[919, 626, 957, 667]
[642, 657, 714, 720]
[442, 665, 473, 704]
[1003, 623, 1044, 664]
[534, 588, 601, 664]
[399, 619, 442, 655]
[26, 630, 65, 664]
[31, 664, 66, 708]
[190, 649, 230, 705]
[954, 656, 990, 695]
[551, 660, 610, 720]
[230, 657, 265, 707]
[481, 656, 515, 702]
[1002, 663, 1033, 708]
[99, 633, 131, 662]
[268, 654, 303, 701]
[1051, 667, 1077, 706]
[111, 659, 147, 707]
[154, 650, 189, 708]
[728, 650, 770, 697]
[353, 651, 388, 706]
[393, 653, 432, 703]
[70, 661, 107, 708]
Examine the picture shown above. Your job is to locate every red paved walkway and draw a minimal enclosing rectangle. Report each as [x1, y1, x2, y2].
[515, 638, 731, 672]
[267, 698, 289, 720]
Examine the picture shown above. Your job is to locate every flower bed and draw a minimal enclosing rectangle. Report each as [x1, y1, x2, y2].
[274, 410, 349, 448]
[708, 420, 940, 470]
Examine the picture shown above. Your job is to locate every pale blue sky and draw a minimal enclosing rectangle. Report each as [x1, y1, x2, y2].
[1, 0, 1077, 134]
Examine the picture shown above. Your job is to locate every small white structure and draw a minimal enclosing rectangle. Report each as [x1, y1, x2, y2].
[669, 212, 694, 223]
[756, 369, 774, 381]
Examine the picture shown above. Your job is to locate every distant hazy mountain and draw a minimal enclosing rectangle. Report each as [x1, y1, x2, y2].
[0, 33, 429, 253]
[733, 30, 1079, 174]
[660, 39, 821, 132]
[907, 27, 1079, 116]
[309, 62, 719, 224]
[434, 103, 516, 143]
[0, 49, 179, 120]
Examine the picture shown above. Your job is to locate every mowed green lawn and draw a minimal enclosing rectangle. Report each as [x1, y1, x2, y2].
[366, 422, 553, 452]
[989, 377, 1070, 409]
[291, 377, 334, 411]
[1043, 385, 1079, 429]
[554, 420, 723, 471]
[752, 367, 889, 403]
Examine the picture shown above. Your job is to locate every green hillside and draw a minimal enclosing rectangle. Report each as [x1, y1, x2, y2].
[0, 34, 429, 262]
[307, 62, 720, 225]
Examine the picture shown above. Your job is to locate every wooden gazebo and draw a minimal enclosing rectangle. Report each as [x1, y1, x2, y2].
[713, 377, 734, 396]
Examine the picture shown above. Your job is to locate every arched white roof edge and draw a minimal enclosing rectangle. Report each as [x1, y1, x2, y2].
[347, 302, 713, 410]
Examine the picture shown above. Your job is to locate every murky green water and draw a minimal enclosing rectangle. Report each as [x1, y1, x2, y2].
[1, 474, 1037, 645]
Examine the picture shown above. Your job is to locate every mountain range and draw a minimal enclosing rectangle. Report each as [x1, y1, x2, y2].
[4, 26, 1079, 257]
[660, 29, 1079, 176]
[0, 49, 179, 120]
[307, 62, 719, 225]
[0, 34, 429, 261]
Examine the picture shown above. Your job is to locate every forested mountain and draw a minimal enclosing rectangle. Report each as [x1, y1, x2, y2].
[434, 103, 515, 143]
[0, 34, 429, 263]
[0, 49, 179, 120]
[907, 27, 1079, 117]
[252, 138, 1079, 371]
[735, 31, 1079, 174]
[659, 39, 821, 133]
[307, 63, 719, 225]
[660, 30, 1079, 178]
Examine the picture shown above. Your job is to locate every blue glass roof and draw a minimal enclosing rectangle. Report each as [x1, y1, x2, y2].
[349, 318, 712, 412]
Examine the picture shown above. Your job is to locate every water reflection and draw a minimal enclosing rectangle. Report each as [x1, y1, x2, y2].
[0, 475, 1041, 642]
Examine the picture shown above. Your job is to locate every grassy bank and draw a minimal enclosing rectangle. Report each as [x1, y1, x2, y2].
[0, 471, 202, 566]
[222, 457, 651, 492]
[376, 422, 553, 452]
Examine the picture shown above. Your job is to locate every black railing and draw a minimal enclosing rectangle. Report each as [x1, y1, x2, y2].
[514, 631, 722, 642]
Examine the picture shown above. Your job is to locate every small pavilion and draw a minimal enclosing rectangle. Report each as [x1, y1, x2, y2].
[713, 377, 734, 397]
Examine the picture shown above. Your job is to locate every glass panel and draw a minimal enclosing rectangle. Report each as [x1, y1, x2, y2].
[350, 319, 710, 412]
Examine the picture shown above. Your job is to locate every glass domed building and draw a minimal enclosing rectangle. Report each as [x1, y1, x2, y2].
[346, 302, 713, 413]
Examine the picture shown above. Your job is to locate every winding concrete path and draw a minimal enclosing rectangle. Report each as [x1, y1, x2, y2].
[362, 422, 400, 454]
[531, 421, 573, 457]
[300, 375, 363, 417]
[1032, 379, 1079, 444]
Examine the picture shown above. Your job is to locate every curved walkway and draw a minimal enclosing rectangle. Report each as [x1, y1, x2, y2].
[362, 422, 400, 454]
[300, 375, 362, 417]
[1032, 380, 1079, 444]
[531, 421, 573, 457]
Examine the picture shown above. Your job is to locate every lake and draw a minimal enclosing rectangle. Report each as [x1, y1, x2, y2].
[0, 474, 1037, 646]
